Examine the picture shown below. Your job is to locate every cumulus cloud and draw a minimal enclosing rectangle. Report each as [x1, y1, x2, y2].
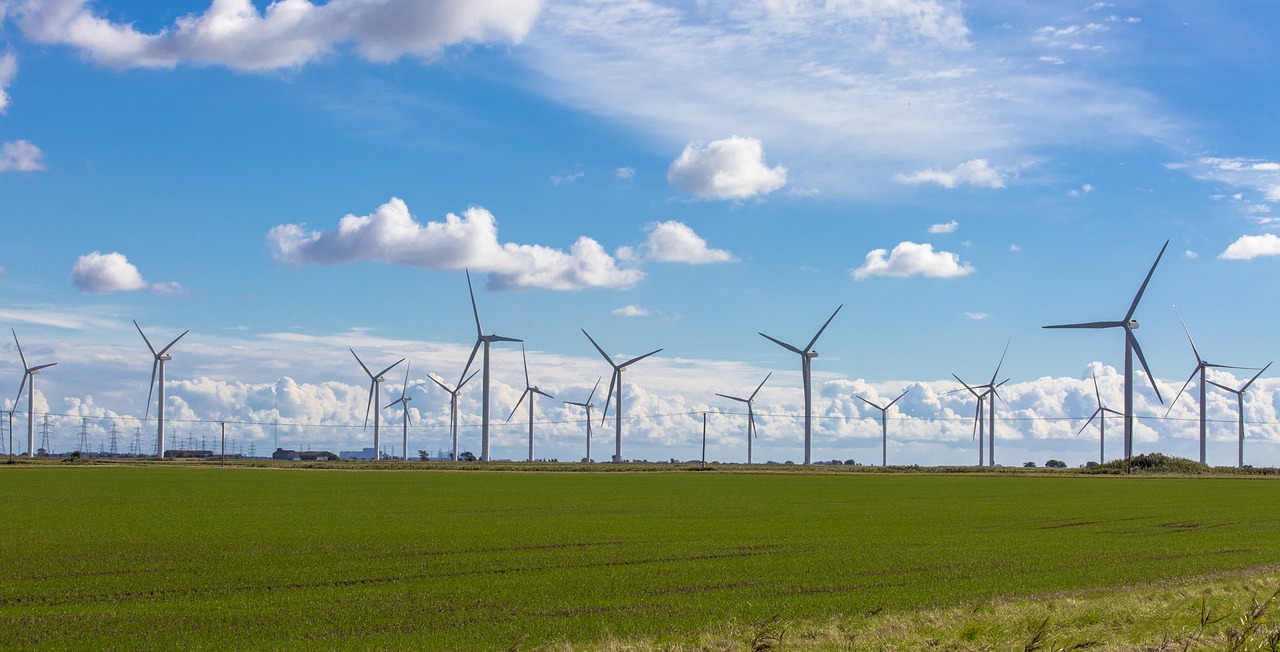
[268, 197, 643, 291]
[928, 220, 958, 234]
[851, 241, 975, 280]
[0, 50, 15, 113]
[0, 139, 44, 171]
[667, 136, 787, 200]
[5, 0, 544, 71]
[1219, 234, 1280, 260]
[69, 251, 184, 294]
[893, 159, 1005, 189]
[611, 304, 651, 318]
[619, 221, 736, 264]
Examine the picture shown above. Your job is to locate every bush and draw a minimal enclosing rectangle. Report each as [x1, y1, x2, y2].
[1023, 462, 1036, 468]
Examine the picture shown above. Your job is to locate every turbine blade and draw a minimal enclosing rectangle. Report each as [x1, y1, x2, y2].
[749, 406, 757, 439]
[466, 268, 483, 336]
[133, 321, 157, 356]
[521, 344, 530, 388]
[1091, 373, 1102, 407]
[1205, 379, 1235, 394]
[363, 381, 375, 429]
[716, 393, 747, 403]
[1173, 306, 1202, 363]
[399, 362, 411, 400]
[887, 388, 911, 408]
[30, 363, 57, 372]
[13, 374, 28, 411]
[384, 397, 406, 410]
[144, 360, 158, 421]
[506, 390, 528, 422]
[989, 339, 1010, 385]
[855, 395, 881, 410]
[1242, 362, 1272, 392]
[158, 329, 189, 356]
[587, 377, 601, 404]
[952, 373, 981, 397]
[350, 349, 374, 378]
[428, 374, 451, 393]
[759, 332, 804, 355]
[1076, 409, 1102, 437]
[581, 329, 617, 366]
[1125, 240, 1169, 323]
[600, 372, 617, 425]
[620, 348, 662, 368]
[804, 305, 843, 352]
[459, 369, 480, 390]
[461, 341, 481, 386]
[532, 388, 554, 399]
[749, 372, 772, 400]
[487, 335, 522, 343]
[12, 329, 28, 369]
[1042, 321, 1125, 330]
[375, 358, 405, 379]
[1128, 330, 1163, 404]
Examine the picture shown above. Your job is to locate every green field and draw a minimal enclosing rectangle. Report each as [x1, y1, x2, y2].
[2, 465, 1280, 649]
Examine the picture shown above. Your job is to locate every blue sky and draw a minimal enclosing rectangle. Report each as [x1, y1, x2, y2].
[2, 0, 1279, 466]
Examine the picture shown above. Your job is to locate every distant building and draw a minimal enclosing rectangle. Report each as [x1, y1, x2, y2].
[298, 451, 338, 462]
[339, 447, 376, 461]
[164, 449, 215, 459]
[272, 448, 301, 461]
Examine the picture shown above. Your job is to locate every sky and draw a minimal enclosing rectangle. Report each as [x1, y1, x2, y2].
[2, 0, 1279, 467]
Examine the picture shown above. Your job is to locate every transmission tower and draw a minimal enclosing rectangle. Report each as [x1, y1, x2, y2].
[79, 417, 89, 452]
[40, 416, 51, 455]
[109, 423, 119, 456]
[249, 442, 256, 458]
[132, 426, 142, 457]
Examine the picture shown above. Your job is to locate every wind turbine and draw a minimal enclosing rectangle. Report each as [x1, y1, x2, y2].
[1207, 362, 1271, 468]
[1165, 307, 1251, 465]
[1077, 373, 1123, 465]
[351, 349, 404, 461]
[564, 378, 601, 463]
[428, 366, 479, 462]
[135, 320, 188, 457]
[461, 269, 521, 462]
[506, 345, 554, 462]
[715, 373, 771, 464]
[950, 375, 989, 466]
[11, 330, 56, 457]
[384, 362, 414, 461]
[1043, 240, 1168, 461]
[759, 305, 842, 465]
[856, 388, 910, 467]
[582, 330, 662, 463]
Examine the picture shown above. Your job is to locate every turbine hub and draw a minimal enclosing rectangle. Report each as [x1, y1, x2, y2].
[806, 350, 818, 358]
[1128, 319, 1139, 329]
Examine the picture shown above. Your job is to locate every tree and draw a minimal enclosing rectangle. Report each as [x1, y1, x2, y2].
[1023, 461, 1036, 468]
[1045, 459, 1067, 468]
[418, 450, 429, 461]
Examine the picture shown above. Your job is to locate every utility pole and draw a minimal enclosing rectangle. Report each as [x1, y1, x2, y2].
[701, 412, 707, 469]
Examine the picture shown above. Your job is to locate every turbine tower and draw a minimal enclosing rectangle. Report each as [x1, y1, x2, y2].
[1077, 373, 1123, 465]
[461, 270, 521, 462]
[715, 373, 771, 464]
[351, 349, 404, 461]
[582, 329, 662, 463]
[506, 345, 554, 462]
[856, 388, 910, 467]
[564, 378, 601, 463]
[1207, 362, 1271, 468]
[1043, 240, 1168, 461]
[384, 362, 414, 461]
[1166, 307, 1249, 465]
[951, 376, 990, 466]
[759, 305, 842, 465]
[428, 366, 479, 462]
[11, 330, 56, 457]
[135, 321, 188, 457]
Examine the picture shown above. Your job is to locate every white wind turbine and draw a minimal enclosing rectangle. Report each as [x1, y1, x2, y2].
[11, 329, 56, 457]
[135, 320, 187, 457]
[1077, 372, 1123, 465]
[715, 373, 771, 464]
[1207, 363, 1271, 468]
[351, 349, 404, 461]
[428, 366, 479, 462]
[506, 345, 554, 462]
[759, 305, 841, 465]
[384, 362, 414, 461]
[564, 378, 601, 463]
[856, 388, 910, 467]
[1166, 307, 1251, 465]
[461, 269, 521, 462]
[582, 329, 662, 463]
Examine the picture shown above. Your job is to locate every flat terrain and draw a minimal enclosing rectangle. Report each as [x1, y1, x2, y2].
[2, 464, 1279, 649]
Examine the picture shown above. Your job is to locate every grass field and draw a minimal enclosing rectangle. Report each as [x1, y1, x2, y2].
[2, 464, 1280, 649]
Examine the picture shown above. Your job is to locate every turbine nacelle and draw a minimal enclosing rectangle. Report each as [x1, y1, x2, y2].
[1129, 319, 1139, 330]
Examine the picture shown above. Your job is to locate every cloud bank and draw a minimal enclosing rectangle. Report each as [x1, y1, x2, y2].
[0, 50, 15, 113]
[4, 0, 544, 70]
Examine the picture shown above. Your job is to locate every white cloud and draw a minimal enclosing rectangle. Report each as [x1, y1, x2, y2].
[615, 167, 635, 180]
[928, 220, 958, 234]
[69, 251, 184, 294]
[962, 311, 988, 320]
[611, 304, 651, 318]
[1219, 234, 1280, 260]
[760, 0, 970, 47]
[550, 170, 584, 185]
[0, 50, 15, 113]
[1183, 250, 1198, 260]
[269, 197, 644, 291]
[667, 136, 787, 200]
[1068, 183, 1094, 197]
[893, 159, 1005, 189]
[630, 221, 736, 264]
[6, 0, 544, 71]
[0, 139, 44, 171]
[851, 241, 975, 280]
[1171, 157, 1280, 206]
[1009, 244, 1021, 252]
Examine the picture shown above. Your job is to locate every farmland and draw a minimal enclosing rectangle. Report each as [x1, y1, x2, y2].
[2, 464, 1280, 649]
